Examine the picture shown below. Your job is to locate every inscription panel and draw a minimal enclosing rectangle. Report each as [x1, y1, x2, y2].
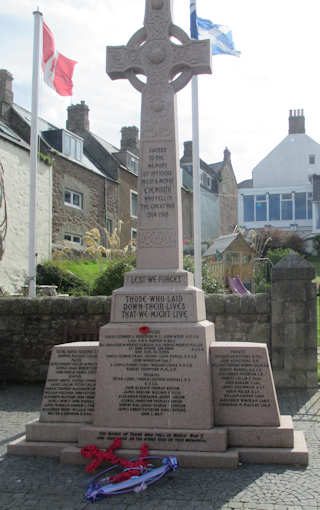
[136, 140, 182, 269]
[112, 291, 203, 322]
[211, 343, 280, 426]
[94, 323, 214, 429]
[79, 426, 226, 453]
[124, 271, 192, 287]
[138, 143, 178, 229]
[40, 343, 98, 423]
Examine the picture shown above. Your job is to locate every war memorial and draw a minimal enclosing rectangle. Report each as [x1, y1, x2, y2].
[8, 0, 308, 468]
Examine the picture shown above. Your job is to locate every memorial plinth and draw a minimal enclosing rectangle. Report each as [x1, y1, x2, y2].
[8, 0, 308, 468]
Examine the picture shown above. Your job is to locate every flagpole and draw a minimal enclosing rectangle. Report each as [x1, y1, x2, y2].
[190, 0, 202, 289]
[28, 9, 42, 297]
[191, 75, 202, 289]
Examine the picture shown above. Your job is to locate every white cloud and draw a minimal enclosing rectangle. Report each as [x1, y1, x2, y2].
[1, 0, 320, 183]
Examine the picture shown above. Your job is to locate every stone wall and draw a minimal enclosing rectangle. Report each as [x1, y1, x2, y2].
[0, 296, 111, 383]
[0, 254, 317, 388]
[119, 168, 138, 247]
[271, 254, 318, 388]
[0, 293, 270, 384]
[52, 154, 106, 248]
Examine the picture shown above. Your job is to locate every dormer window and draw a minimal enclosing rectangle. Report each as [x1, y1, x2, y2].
[41, 128, 83, 162]
[200, 170, 212, 189]
[128, 155, 138, 174]
[63, 131, 83, 161]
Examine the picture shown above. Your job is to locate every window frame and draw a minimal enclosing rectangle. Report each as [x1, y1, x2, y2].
[64, 233, 83, 245]
[64, 189, 83, 210]
[131, 228, 137, 241]
[130, 190, 138, 218]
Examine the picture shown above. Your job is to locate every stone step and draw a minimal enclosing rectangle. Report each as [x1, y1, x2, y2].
[227, 415, 294, 448]
[7, 436, 70, 458]
[60, 446, 240, 469]
[235, 430, 308, 466]
[26, 421, 85, 443]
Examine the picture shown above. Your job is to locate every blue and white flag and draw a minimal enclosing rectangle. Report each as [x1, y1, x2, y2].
[190, 1, 240, 57]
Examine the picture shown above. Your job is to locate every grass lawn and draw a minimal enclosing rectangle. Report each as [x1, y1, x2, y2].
[48, 258, 110, 289]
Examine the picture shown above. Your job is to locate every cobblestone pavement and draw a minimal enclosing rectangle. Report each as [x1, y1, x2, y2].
[0, 384, 320, 510]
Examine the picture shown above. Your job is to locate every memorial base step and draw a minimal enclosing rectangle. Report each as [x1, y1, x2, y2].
[25, 416, 295, 450]
[235, 430, 308, 465]
[7, 430, 308, 467]
[228, 415, 294, 448]
[60, 446, 239, 469]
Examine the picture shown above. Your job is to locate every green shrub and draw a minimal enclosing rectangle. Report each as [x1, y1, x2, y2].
[92, 256, 135, 296]
[312, 235, 320, 256]
[37, 263, 89, 295]
[266, 247, 293, 266]
[183, 256, 220, 294]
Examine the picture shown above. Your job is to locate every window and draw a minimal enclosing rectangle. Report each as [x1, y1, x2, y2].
[200, 171, 212, 189]
[308, 192, 313, 219]
[295, 192, 307, 219]
[130, 190, 138, 218]
[243, 195, 254, 221]
[314, 204, 320, 230]
[64, 189, 83, 209]
[309, 154, 316, 165]
[281, 193, 293, 220]
[255, 194, 267, 221]
[64, 233, 82, 245]
[62, 131, 83, 161]
[131, 228, 137, 241]
[269, 194, 280, 220]
[128, 156, 138, 175]
[106, 218, 113, 234]
[226, 251, 240, 264]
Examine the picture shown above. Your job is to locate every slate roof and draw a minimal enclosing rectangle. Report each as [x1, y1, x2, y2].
[12, 104, 106, 178]
[0, 120, 29, 150]
[238, 178, 253, 188]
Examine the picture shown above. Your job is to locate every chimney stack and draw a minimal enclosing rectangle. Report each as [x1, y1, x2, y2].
[66, 100, 90, 133]
[183, 141, 193, 158]
[289, 109, 305, 135]
[120, 126, 140, 155]
[0, 69, 14, 120]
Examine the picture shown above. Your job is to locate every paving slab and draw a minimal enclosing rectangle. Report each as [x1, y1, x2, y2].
[0, 384, 320, 510]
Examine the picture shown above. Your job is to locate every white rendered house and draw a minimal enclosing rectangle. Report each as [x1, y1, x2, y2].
[238, 110, 320, 238]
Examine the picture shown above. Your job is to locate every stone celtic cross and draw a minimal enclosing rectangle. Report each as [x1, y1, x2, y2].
[107, 0, 211, 270]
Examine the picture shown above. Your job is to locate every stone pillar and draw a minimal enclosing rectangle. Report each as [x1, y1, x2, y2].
[271, 253, 318, 388]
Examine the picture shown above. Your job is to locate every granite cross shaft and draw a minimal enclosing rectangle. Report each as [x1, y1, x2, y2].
[107, 0, 211, 270]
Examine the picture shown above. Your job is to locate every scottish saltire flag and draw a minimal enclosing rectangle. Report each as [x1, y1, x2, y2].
[190, 1, 240, 57]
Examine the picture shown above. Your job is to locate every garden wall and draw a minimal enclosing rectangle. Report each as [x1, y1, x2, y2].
[0, 254, 317, 388]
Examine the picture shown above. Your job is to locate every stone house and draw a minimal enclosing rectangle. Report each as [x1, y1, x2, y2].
[0, 71, 52, 293]
[180, 141, 238, 245]
[0, 69, 110, 253]
[66, 102, 139, 247]
[238, 109, 320, 243]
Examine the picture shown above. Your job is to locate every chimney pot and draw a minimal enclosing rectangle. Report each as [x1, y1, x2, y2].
[289, 108, 305, 135]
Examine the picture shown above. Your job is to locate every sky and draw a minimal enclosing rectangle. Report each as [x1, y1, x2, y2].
[1, 0, 320, 184]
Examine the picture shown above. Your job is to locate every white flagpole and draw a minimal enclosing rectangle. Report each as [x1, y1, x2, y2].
[190, 0, 202, 289]
[192, 75, 202, 289]
[28, 10, 42, 297]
